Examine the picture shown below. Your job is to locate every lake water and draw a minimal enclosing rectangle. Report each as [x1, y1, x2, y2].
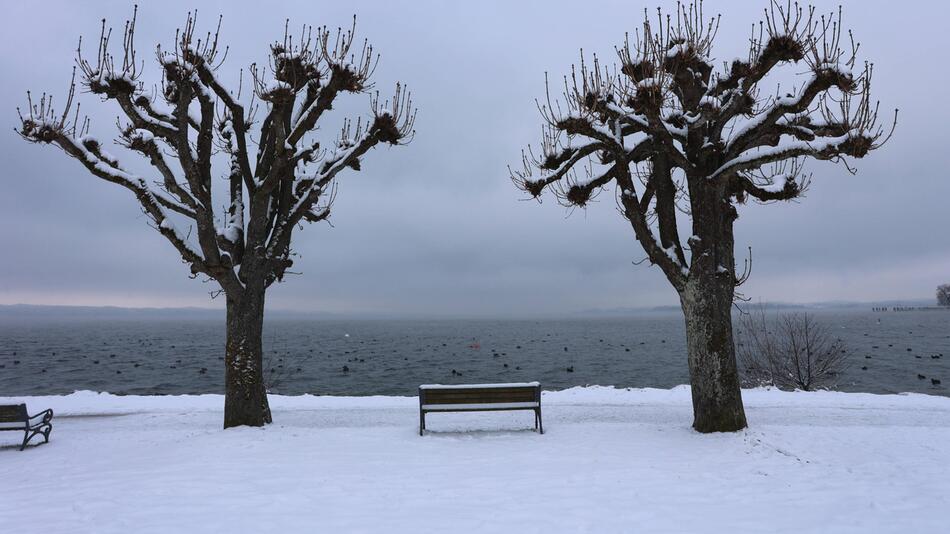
[0, 309, 947, 397]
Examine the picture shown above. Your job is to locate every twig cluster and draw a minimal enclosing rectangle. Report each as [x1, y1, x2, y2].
[511, 0, 895, 292]
[17, 9, 416, 294]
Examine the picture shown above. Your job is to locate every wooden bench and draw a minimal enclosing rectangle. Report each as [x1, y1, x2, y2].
[418, 382, 543, 435]
[0, 404, 53, 451]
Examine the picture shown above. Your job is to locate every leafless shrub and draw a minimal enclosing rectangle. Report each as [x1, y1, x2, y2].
[737, 307, 849, 391]
[263, 343, 314, 394]
[937, 284, 950, 307]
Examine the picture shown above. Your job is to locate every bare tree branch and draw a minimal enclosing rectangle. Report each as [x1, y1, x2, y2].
[512, 0, 892, 296]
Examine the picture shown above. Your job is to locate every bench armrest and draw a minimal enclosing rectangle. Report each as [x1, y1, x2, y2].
[27, 409, 53, 427]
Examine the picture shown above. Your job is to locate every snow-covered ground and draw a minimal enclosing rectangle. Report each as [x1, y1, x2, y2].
[1, 386, 948, 533]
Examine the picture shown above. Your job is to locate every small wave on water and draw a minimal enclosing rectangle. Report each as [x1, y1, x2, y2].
[1, 310, 947, 397]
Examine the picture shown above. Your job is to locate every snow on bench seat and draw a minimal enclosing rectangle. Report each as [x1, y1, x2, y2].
[419, 382, 540, 390]
[421, 402, 540, 411]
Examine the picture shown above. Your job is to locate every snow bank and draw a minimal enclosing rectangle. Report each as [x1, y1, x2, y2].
[6, 385, 946, 415]
[1, 387, 948, 533]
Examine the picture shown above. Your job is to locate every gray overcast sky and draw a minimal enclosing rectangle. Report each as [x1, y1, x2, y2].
[0, 0, 947, 316]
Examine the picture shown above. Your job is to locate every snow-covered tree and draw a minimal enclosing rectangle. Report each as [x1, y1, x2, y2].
[938, 285, 950, 307]
[17, 10, 416, 428]
[511, 2, 894, 432]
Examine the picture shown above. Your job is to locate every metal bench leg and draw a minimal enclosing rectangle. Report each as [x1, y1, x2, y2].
[419, 411, 426, 436]
[536, 408, 544, 434]
[20, 429, 30, 451]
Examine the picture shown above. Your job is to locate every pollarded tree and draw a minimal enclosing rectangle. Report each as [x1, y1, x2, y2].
[16, 10, 415, 428]
[511, 2, 894, 432]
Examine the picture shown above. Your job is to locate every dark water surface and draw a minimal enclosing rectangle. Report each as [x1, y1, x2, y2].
[1, 310, 947, 396]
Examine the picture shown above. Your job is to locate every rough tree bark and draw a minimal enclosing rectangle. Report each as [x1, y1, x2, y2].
[679, 189, 746, 432]
[512, 1, 894, 432]
[17, 9, 416, 428]
[224, 288, 269, 428]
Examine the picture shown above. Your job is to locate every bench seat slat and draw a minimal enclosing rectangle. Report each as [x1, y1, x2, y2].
[423, 392, 538, 403]
[422, 402, 540, 411]
[0, 421, 28, 430]
[0, 404, 27, 423]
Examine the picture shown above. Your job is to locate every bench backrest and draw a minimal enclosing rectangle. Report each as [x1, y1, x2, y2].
[419, 384, 540, 406]
[0, 404, 28, 423]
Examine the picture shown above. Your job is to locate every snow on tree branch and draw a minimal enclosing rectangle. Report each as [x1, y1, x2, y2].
[512, 0, 894, 291]
[16, 7, 415, 292]
[17, 92, 208, 277]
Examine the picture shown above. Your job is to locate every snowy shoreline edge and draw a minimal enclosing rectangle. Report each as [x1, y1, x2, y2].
[4, 385, 948, 417]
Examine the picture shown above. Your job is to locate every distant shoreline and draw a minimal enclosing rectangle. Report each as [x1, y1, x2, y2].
[0, 300, 945, 321]
[872, 306, 950, 312]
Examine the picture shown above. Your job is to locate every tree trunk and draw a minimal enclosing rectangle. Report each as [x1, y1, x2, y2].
[678, 187, 747, 433]
[680, 278, 747, 432]
[224, 288, 272, 428]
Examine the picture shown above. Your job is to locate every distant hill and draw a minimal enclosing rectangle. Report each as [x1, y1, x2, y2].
[0, 298, 939, 322]
[576, 298, 937, 317]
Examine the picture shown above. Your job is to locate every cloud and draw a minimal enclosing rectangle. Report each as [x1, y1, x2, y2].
[0, 0, 947, 316]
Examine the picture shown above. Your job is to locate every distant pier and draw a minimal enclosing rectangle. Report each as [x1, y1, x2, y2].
[872, 306, 950, 312]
